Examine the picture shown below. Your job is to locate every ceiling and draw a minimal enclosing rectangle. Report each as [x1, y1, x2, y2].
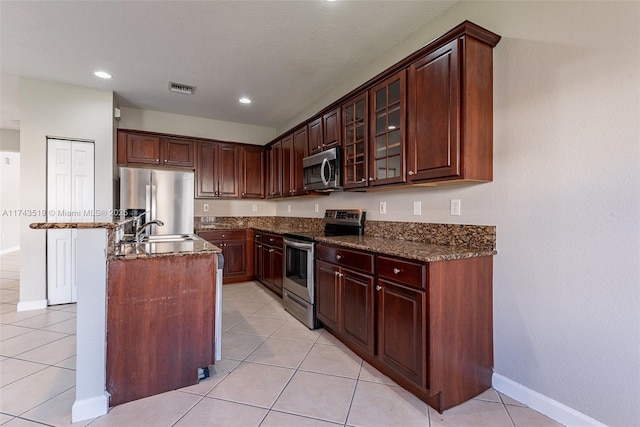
[1, 1, 455, 132]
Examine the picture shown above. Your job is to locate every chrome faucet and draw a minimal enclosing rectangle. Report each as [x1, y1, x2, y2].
[135, 219, 164, 242]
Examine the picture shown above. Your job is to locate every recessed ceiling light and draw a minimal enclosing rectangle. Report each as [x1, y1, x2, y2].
[94, 71, 112, 79]
[239, 97, 252, 104]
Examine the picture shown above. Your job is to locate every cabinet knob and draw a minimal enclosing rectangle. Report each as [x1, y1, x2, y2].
[360, 178, 366, 182]
[163, 159, 167, 163]
[408, 171, 414, 176]
[376, 285, 382, 291]
[369, 177, 374, 181]
[334, 271, 339, 276]
[269, 238, 275, 242]
[242, 192, 245, 196]
[336, 254, 342, 260]
[393, 268, 401, 274]
[222, 234, 225, 238]
[155, 159, 159, 162]
[269, 249, 274, 253]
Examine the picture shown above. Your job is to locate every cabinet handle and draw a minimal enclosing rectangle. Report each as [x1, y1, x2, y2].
[376, 285, 382, 291]
[335, 271, 344, 278]
[393, 268, 401, 274]
[336, 254, 342, 260]
[408, 171, 414, 176]
[334, 271, 339, 276]
[360, 178, 366, 182]
[269, 249, 274, 253]
[269, 238, 275, 242]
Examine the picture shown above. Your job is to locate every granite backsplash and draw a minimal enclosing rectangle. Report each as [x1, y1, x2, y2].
[195, 216, 495, 251]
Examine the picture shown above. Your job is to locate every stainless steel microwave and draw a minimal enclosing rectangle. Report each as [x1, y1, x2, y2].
[302, 147, 342, 191]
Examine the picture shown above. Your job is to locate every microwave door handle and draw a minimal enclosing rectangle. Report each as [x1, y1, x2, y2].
[321, 157, 329, 186]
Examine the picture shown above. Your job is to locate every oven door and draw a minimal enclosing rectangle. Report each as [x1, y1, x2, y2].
[283, 238, 314, 303]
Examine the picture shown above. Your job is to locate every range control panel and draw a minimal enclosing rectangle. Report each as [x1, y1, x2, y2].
[324, 209, 365, 225]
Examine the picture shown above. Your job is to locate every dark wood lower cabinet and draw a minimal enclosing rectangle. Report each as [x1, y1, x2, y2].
[377, 278, 426, 387]
[315, 243, 493, 413]
[106, 255, 217, 407]
[254, 231, 283, 297]
[197, 230, 252, 284]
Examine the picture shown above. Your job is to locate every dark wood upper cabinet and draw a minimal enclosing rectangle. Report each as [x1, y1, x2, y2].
[267, 140, 283, 198]
[323, 108, 341, 150]
[161, 138, 195, 168]
[240, 145, 264, 198]
[125, 133, 161, 165]
[342, 93, 369, 189]
[195, 142, 239, 198]
[407, 33, 495, 183]
[291, 127, 308, 196]
[280, 135, 293, 196]
[369, 70, 406, 187]
[117, 131, 194, 168]
[307, 117, 323, 155]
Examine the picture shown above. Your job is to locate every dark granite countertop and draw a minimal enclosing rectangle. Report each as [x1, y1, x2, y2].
[248, 225, 495, 262]
[114, 237, 221, 260]
[315, 235, 496, 262]
[29, 217, 131, 230]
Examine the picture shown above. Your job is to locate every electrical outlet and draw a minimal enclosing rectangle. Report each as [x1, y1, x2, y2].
[380, 201, 387, 214]
[203, 204, 209, 212]
[413, 201, 421, 216]
[252, 204, 258, 212]
[287, 204, 291, 213]
[450, 199, 461, 216]
[315, 203, 319, 213]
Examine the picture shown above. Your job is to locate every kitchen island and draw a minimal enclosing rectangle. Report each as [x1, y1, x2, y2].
[29, 221, 221, 422]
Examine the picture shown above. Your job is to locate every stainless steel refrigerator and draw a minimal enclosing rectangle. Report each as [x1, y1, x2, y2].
[119, 167, 194, 235]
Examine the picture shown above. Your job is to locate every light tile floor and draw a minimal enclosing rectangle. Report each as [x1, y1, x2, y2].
[0, 251, 563, 426]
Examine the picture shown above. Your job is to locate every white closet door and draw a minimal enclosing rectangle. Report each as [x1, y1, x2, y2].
[47, 139, 94, 305]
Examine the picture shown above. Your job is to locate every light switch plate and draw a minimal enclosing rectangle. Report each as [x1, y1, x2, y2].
[413, 201, 421, 216]
[252, 204, 258, 212]
[380, 201, 387, 214]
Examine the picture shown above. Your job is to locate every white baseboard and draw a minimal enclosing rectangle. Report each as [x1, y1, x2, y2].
[493, 373, 608, 427]
[72, 393, 109, 422]
[17, 299, 48, 312]
[0, 246, 20, 255]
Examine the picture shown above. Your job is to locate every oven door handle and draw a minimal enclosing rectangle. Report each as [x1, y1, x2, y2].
[320, 157, 329, 187]
[284, 239, 314, 250]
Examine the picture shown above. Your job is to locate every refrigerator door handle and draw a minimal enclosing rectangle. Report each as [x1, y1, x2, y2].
[145, 185, 152, 221]
[150, 184, 157, 231]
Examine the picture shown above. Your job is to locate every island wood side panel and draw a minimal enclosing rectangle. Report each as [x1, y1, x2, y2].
[106, 254, 216, 406]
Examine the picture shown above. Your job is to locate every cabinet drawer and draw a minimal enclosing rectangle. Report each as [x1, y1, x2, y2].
[377, 256, 427, 289]
[263, 233, 283, 248]
[198, 229, 246, 242]
[316, 244, 374, 274]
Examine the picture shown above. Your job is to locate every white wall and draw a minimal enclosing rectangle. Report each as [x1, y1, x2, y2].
[277, 2, 640, 426]
[118, 107, 276, 145]
[19, 78, 114, 307]
[0, 151, 20, 253]
[0, 129, 20, 151]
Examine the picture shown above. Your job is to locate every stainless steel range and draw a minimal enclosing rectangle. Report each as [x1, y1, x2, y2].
[282, 209, 366, 329]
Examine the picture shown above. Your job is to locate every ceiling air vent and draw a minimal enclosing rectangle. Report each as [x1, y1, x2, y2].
[168, 82, 196, 95]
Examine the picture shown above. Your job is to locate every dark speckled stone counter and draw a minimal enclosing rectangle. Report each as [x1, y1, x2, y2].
[30, 219, 221, 260]
[316, 235, 495, 262]
[196, 216, 496, 262]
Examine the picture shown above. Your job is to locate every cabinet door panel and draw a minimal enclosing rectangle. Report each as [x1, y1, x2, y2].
[127, 134, 160, 165]
[308, 117, 323, 155]
[281, 135, 293, 196]
[196, 143, 217, 198]
[369, 71, 406, 186]
[342, 93, 368, 189]
[316, 260, 340, 331]
[218, 144, 240, 198]
[242, 146, 264, 198]
[342, 268, 375, 356]
[407, 39, 460, 181]
[223, 240, 247, 278]
[323, 108, 341, 149]
[292, 128, 308, 196]
[162, 138, 194, 168]
[377, 279, 426, 387]
[271, 248, 283, 294]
